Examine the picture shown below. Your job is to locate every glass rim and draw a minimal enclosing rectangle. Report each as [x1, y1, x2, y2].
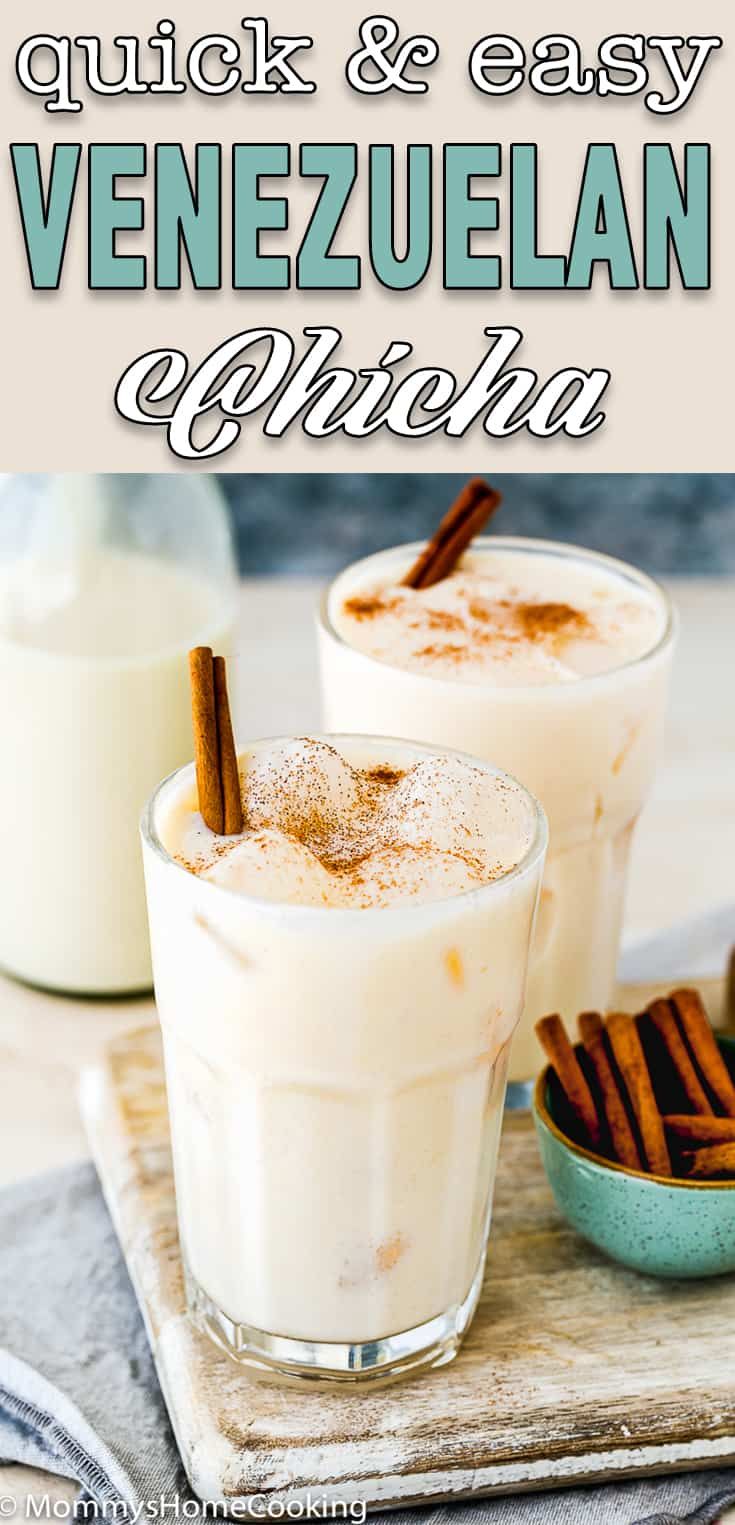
[317, 535, 677, 695]
[140, 732, 548, 925]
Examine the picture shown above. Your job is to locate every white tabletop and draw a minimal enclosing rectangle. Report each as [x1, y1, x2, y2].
[1, 575, 734, 1514]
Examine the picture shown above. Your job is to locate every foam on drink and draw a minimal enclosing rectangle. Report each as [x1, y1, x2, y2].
[330, 546, 666, 686]
[161, 736, 535, 909]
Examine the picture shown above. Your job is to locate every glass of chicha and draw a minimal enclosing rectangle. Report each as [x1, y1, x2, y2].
[318, 485, 675, 1086]
[143, 698, 546, 1380]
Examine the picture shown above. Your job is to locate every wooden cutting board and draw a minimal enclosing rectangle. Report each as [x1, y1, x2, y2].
[80, 978, 735, 1511]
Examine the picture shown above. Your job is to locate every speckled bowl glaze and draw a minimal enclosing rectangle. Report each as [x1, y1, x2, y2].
[534, 1036, 735, 1278]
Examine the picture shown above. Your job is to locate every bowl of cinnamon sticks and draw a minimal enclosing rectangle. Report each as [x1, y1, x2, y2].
[533, 990, 735, 1278]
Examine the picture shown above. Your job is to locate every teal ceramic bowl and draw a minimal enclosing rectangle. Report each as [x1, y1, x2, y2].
[533, 1036, 735, 1278]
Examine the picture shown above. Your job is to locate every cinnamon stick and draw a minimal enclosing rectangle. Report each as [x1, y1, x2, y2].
[664, 1115, 735, 1145]
[670, 988, 735, 1118]
[681, 1143, 735, 1179]
[578, 1011, 604, 1045]
[213, 655, 243, 835]
[605, 1013, 672, 1176]
[402, 478, 502, 590]
[535, 1014, 602, 1150]
[645, 999, 714, 1115]
[542, 990, 735, 1181]
[577, 1012, 643, 1171]
[189, 647, 224, 835]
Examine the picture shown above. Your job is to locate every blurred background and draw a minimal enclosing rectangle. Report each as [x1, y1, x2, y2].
[218, 473, 735, 576]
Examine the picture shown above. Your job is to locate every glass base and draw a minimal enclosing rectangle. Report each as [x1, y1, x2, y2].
[184, 1251, 486, 1384]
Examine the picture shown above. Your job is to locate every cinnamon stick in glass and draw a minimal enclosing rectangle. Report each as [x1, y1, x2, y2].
[402, 478, 502, 590]
[213, 655, 243, 835]
[189, 647, 224, 835]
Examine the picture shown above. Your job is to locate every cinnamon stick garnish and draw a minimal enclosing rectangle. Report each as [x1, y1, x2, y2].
[213, 656, 243, 835]
[664, 1115, 735, 1146]
[189, 647, 224, 835]
[189, 647, 242, 835]
[535, 1014, 602, 1150]
[682, 1143, 735, 1179]
[577, 1012, 643, 1172]
[645, 999, 714, 1115]
[402, 478, 502, 590]
[605, 1013, 672, 1177]
[670, 988, 735, 1118]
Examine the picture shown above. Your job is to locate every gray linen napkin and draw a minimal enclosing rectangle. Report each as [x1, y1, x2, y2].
[1, 1162, 734, 1525]
[0, 1162, 183, 1514]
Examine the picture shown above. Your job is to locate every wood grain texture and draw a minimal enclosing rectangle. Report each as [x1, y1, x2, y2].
[80, 987, 735, 1510]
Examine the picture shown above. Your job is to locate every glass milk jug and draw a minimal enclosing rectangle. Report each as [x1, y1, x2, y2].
[0, 474, 237, 995]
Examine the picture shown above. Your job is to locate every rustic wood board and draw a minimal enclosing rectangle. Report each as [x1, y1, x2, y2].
[80, 980, 735, 1511]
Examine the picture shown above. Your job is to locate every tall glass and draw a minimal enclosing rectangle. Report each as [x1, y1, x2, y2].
[318, 539, 676, 1085]
[142, 735, 546, 1381]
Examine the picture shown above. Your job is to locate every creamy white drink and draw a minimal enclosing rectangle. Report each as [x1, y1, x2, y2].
[142, 735, 545, 1379]
[0, 548, 233, 992]
[319, 539, 675, 1082]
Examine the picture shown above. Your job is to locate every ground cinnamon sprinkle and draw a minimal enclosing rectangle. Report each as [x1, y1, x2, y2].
[238, 742, 492, 898]
[179, 739, 521, 907]
[413, 642, 468, 662]
[468, 600, 492, 623]
[515, 602, 591, 639]
[412, 607, 465, 633]
[342, 594, 392, 619]
[366, 765, 406, 786]
[342, 583, 596, 665]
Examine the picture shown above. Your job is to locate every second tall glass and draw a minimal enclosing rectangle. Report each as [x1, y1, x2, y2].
[318, 538, 676, 1083]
